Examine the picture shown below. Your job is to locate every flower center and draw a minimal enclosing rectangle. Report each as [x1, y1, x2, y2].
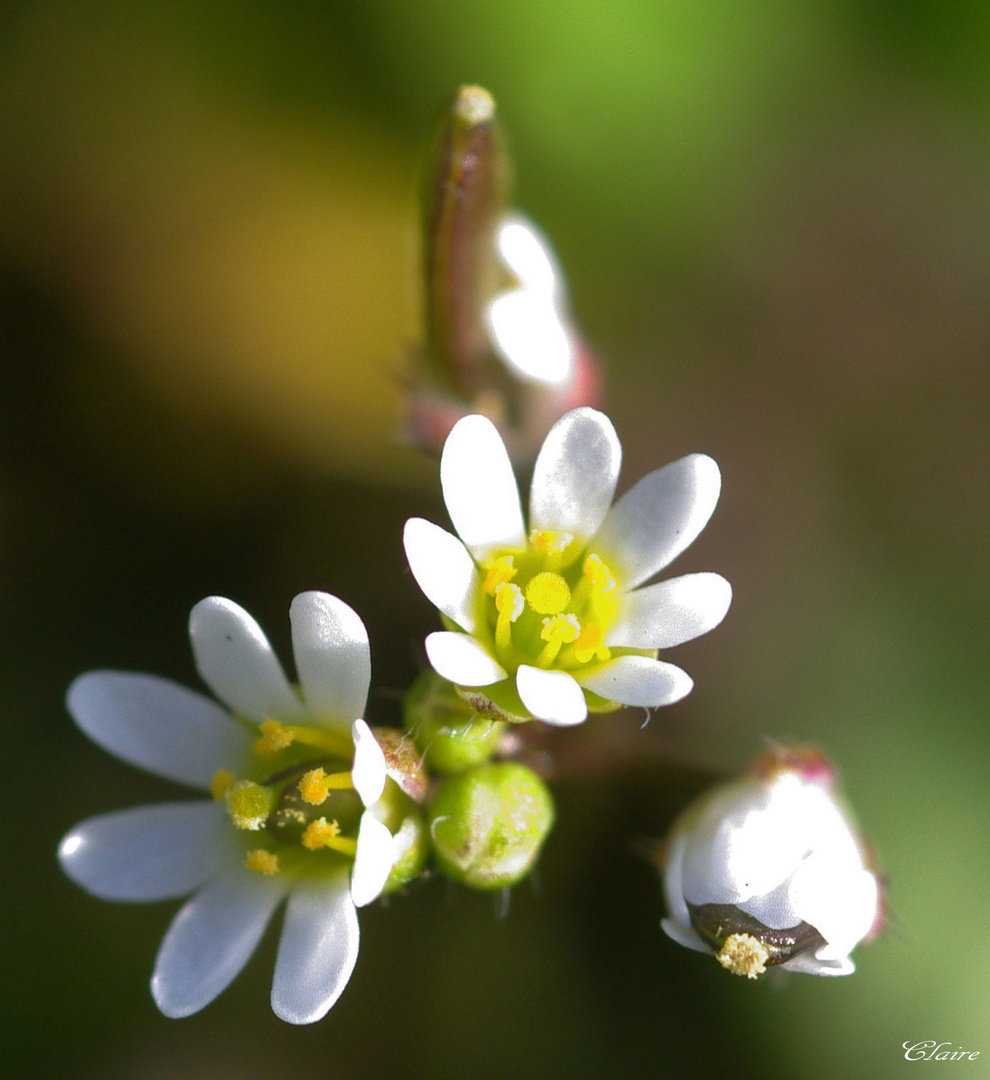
[213, 720, 363, 877]
[480, 529, 620, 674]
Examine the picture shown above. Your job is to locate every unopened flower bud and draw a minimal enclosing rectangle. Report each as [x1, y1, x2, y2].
[428, 762, 555, 889]
[404, 670, 508, 773]
[660, 746, 882, 977]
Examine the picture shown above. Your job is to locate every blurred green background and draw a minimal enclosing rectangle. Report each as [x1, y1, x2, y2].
[3, 1, 988, 1077]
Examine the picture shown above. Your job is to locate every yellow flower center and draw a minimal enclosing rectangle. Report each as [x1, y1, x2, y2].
[716, 934, 770, 979]
[479, 531, 622, 685]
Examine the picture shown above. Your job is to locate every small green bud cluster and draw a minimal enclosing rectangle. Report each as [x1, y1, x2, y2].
[403, 670, 555, 890]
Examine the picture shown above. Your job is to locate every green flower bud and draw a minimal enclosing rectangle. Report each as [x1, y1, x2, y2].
[404, 670, 508, 773]
[383, 812, 429, 894]
[428, 762, 555, 890]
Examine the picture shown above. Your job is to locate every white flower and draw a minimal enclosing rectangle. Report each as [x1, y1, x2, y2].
[58, 591, 397, 1024]
[661, 747, 881, 977]
[403, 407, 730, 726]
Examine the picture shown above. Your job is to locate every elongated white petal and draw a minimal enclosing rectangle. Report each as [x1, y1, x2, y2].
[152, 867, 287, 1018]
[606, 573, 732, 649]
[488, 291, 573, 386]
[516, 665, 587, 726]
[59, 802, 228, 902]
[289, 592, 370, 724]
[529, 408, 621, 543]
[440, 415, 525, 560]
[593, 454, 721, 588]
[190, 597, 304, 722]
[351, 813, 396, 907]
[351, 719, 386, 807]
[660, 917, 710, 955]
[67, 672, 253, 789]
[403, 518, 479, 633]
[577, 656, 693, 708]
[271, 876, 359, 1024]
[425, 631, 506, 686]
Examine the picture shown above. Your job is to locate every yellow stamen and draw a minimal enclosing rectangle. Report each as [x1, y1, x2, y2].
[244, 849, 280, 875]
[583, 553, 616, 593]
[483, 555, 517, 595]
[495, 582, 524, 653]
[210, 768, 236, 802]
[225, 780, 274, 831]
[301, 817, 358, 856]
[298, 767, 354, 806]
[717, 934, 770, 979]
[525, 572, 571, 615]
[254, 720, 295, 756]
[573, 620, 611, 664]
[538, 613, 581, 666]
[530, 529, 573, 554]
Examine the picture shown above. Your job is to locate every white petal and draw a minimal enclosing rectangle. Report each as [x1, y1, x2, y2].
[577, 656, 693, 708]
[351, 719, 387, 807]
[440, 414, 525, 560]
[789, 856, 878, 957]
[189, 596, 304, 722]
[67, 671, 253, 790]
[403, 518, 479, 632]
[271, 875, 359, 1024]
[593, 454, 722, 589]
[529, 408, 621, 543]
[425, 631, 506, 686]
[515, 665, 587, 726]
[607, 573, 732, 649]
[782, 953, 856, 976]
[152, 867, 286, 1018]
[289, 592, 370, 724]
[660, 918, 711, 955]
[487, 290, 574, 386]
[496, 215, 563, 298]
[59, 802, 228, 901]
[661, 829, 691, 929]
[351, 813, 396, 907]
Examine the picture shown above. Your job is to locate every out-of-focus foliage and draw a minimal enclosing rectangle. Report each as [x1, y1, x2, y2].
[2, 2, 989, 1078]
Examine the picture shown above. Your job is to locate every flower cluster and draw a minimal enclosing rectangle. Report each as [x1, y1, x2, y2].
[405, 407, 731, 726]
[57, 84, 885, 1030]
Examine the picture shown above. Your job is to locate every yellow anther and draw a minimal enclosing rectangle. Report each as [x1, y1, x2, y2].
[538, 613, 581, 666]
[584, 553, 616, 593]
[299, 767, 331, 805]
[717, 933, 770, 979]
[530, 529, 573, 554]
[244, 849, 280, 875]
[301, 817, 358, 857]
[573, 620, 611, 664]
[495, 582, 524, 620]
[525, 572, 571, 615]
[540, 613, 580, 645]
[225, 780, 274, 831]
[210, 768, 236, 802]
[483, 555, 517, 595]
[254, 720, 295, 756]
[298, 767, 354, 806]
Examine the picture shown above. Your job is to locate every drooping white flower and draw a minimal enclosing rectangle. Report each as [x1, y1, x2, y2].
[58, 592, 399, 1024]
[404, 407, 730, 726]
[661, 746, 882, 977]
